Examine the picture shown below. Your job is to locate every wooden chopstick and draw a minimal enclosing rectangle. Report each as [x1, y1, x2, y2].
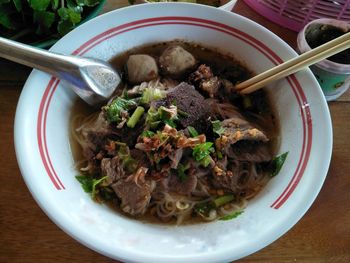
[236, 32, 350, 95]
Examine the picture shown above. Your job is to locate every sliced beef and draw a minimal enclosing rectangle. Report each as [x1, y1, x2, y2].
[229, 140, 272, 163]
[126, 54, 158, 84]
[159, 45, 196, 77]
[101, 156, 125, 184]
[216, 117, 269, 152]
[153, 82, 211, 132]
[211, 172, 239, 193]
[167, 171, 198, 195]
[112, 176, 155, 215]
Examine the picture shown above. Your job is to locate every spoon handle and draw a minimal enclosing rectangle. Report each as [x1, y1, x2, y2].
[0, 37, 78, 77]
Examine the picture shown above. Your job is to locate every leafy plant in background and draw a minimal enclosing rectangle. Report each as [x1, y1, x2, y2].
[0, 0, 101, 44]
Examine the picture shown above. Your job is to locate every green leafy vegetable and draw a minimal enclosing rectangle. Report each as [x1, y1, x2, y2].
[75, 175, 107, 199]
[0, 0, 102, 45]
[270, 152, 289, 177]
[13, 0, 22, 12]
[213, 194, 235, 207]
[219, 210, 244, 221]
[0, 6, 18, 30]
[104, 97, 137, 123]
[127, 106, 145, 128]
[33, 11, 55, 34]
[30, 0, 51, 12]
[212, 120, 226, 136]
[187, 126, 198, 137]
[192, 142, 215, 165]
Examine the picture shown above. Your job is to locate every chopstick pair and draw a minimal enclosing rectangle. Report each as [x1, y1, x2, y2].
[236, 32, 350, 94]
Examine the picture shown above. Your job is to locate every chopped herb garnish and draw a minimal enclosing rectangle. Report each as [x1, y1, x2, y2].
[75, 175, 93, 193]
[178, 109, 189, 118]
[211, 120, 226, 136]
[200, 155, 212, 167]
[213, 194, 235, 207]
[75, 175, 108, 199]
[270, 151, 289, 177]
[187, 126, 199, 137]
[141, 130, 155, 138]
[141, 87, 165, 104]
[163, 119, 177, 128]
[219, 210, 244, 221]
[146, 106, 178, 129]
[104, 97, 137, 123]
[192, 142, 215, 162]
[127, 106, 145, 128]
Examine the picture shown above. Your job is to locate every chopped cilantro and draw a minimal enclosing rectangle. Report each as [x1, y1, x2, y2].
[75, 175, 108, 199]
[219, 210, 244, 221]
[141, 130, 155, 138]
[187, 126, 199, 137]
[212, 120, 226, 136]
[192, 142, 215, 163]
[104, 97, 137, 123]
[270, 152, 289, 177]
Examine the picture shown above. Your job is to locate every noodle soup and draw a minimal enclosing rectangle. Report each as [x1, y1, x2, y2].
[71, 41, 284, 224]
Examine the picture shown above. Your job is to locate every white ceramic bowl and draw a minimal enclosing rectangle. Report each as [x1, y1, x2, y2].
[15, 3, 332, 262]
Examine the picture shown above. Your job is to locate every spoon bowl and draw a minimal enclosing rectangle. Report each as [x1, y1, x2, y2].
[0, 37, 121, 106]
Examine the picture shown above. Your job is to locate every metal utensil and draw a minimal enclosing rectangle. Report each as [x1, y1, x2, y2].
[0, 37, 121, 106]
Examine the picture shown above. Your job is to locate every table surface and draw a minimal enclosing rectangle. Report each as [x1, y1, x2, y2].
[1, 1, 349, 262]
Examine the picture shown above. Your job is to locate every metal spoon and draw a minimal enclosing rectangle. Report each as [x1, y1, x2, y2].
[0, 37, 121, 106]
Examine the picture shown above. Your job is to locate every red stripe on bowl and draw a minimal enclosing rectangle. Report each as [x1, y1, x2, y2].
[37, 16, 312, 209]
[37, 78, 64, 190]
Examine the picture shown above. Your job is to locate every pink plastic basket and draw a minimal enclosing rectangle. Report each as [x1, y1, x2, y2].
[243, 0, 350, 31]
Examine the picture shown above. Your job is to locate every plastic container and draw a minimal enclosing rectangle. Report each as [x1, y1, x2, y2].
[244, 0, 350, 32]
[297, 18, 350, 101]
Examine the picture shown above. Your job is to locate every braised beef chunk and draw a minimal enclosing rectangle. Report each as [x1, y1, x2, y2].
[112, 177, 154, 215]
[189, 64, 213, 83]
[167, 171, 198, 195]
[189, 64, 221, 98]
[154, 82, 211, 131]
[211, 172, 238, 193]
